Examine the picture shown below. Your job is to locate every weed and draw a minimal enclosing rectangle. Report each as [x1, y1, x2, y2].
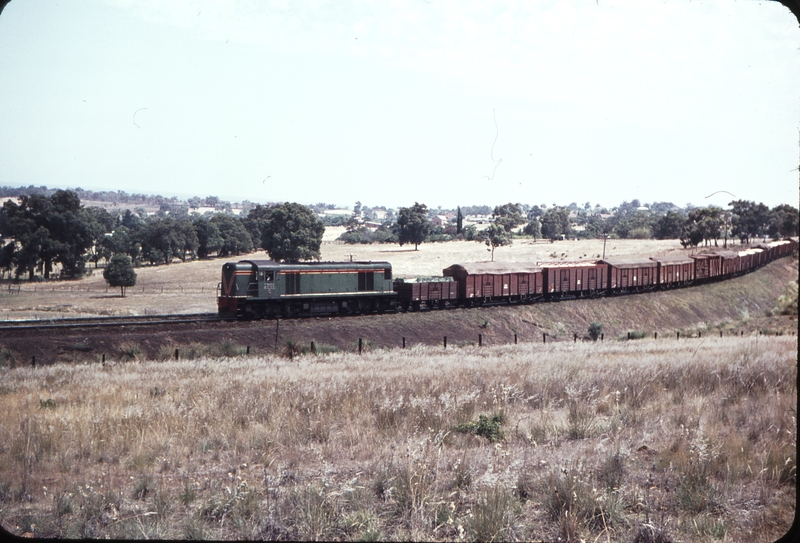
[677, 460, 719, 513]
[133, 474, 155, 500]
[450, 454, 472, 491]
[625, 330, 648, 340]
[55, 492, 73, 517]
[690, 514, 728, 539]
[180, 479, 197, 505]
[470, 486, 511, 542]
[454, 413, 506, 442]
[566, 384, 596, 440]
[38, 398, 57, 409]
[183, 515, 206, 540]
[118, 342, 142, 361]
[632, 524, 673, 543]
[0, 347, 17, 368]
[291, 484, 339, 541]
[597, 450, 625, 491]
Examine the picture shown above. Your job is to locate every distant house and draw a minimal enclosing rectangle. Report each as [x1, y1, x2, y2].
[431, 215, 449, 226]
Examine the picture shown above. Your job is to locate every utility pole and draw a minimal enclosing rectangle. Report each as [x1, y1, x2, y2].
[602, 233, 608, 259]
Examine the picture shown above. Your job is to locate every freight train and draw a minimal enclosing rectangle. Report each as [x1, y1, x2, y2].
[217, 239, 797, 319]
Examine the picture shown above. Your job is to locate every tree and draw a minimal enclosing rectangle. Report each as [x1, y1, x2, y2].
[257, 202, 325, 261]
[523, 219, 541, 240]
[729, 200, 770, 244]
[492, 203, 525, 233]
[482, 223, 511, 261]
[540, 206, 571, 241]
[768, 204, 799, 239]
[394, 202, 431, 250]
[210, 214, 253, 257]
[0, 190, 94, 279]
[456, 206, 463, 234]
[194, 219, 224, 258]
[653, 211, 686, 239]
[103, 254, 137, 297]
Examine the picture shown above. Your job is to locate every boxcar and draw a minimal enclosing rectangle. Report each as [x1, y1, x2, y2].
[649, 254, 695, 288]
[393, 277, 458, 310]
[218, 260, 397, 318]
[600, 258, 657, 294]
[443, 262, 543, 304]
[539, 261, 607, 298]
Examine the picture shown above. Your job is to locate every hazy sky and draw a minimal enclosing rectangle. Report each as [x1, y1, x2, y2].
[0, 0, 798, 210]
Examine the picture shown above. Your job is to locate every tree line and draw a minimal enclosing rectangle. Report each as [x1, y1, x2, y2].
[0, 191, 325, 281]
[0, 188, 796, 280]
[338, 200, 798, 261]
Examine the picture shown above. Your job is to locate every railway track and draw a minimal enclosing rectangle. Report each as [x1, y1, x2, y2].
[0, 312, 228, 332]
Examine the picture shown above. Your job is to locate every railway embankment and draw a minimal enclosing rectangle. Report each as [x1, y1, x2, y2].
[1, 256, 796, 365]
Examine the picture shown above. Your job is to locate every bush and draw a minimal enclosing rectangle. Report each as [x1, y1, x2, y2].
[588, 322, 603, 341]
[454, 413, 506, 442]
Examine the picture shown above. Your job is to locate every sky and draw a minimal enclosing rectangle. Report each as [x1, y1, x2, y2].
[0, 0, 798, 211]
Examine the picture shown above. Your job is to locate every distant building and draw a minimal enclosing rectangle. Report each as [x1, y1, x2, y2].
[431, 215, 449, 226]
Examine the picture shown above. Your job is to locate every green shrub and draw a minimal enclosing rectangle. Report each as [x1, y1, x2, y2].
[588, 322, 603, 341]
[454, 413, 506, 442]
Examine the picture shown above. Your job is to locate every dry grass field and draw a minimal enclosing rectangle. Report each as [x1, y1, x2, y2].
[0, 337, 795, 541]
[0, 238, 713, 320]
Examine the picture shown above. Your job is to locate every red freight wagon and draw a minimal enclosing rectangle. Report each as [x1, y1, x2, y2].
[736, 249, 760, 274]
[539, 261, 607, 298]
[714, 250, 740, 276]
[691, 253, 723, 280]
[649, 254, 695, 288]
[442, 262, 543, 303]
[393, 277, 458, 309]
[600, 258, 657, 293]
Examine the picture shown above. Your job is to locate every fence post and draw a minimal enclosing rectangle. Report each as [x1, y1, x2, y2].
[31, 356, 35, 367]
[627, 331, 631, 340]
[402, 337, 406, 349]
[443, 336, 447, 349]
[677, 331, 680, 340]
[310, 342, 315, 354]
[573, 333, 577, 343]
[479, 334, 482, 347]
[601, 333, 604, 342]
[698, 331, 701, 338]
[246, 345, 251, 355]
[719, 331, 722, 337]
[543, 333, 546, 344]
[359, 338, 363, 355]
[654, 332, 657, 340]
[514, 333, 517, 345]
[174, 349, 179, 360]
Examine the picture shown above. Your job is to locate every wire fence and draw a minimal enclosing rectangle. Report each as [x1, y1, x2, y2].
[0, 284, 217, 296]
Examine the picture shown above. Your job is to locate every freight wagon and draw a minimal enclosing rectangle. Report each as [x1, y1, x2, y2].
[600, 258, 658, 294]
[393, 276, 458, 310]
[442, 262, 543, 304]
[539, 261, 607, 298]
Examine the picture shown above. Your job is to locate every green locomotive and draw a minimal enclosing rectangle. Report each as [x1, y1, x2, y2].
[218, 260, 397, 318]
